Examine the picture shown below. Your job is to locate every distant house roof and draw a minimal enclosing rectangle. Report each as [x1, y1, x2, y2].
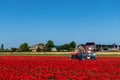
[79, 45, 85, 51]
[96, 44, 118, 48]
[107, 45, 113, 48]
[80, 44, 85, 46]
[86, 42, 95, 45]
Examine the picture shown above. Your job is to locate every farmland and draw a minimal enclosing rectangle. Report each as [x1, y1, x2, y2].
[0, 55, 120, 80]
[0, 52, 120, 56]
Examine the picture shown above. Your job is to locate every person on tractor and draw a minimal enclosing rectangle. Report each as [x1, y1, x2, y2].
[81, 51, 87, 60]
[69, 46, 96, 60]
[89, 51, 96, 60]
[87, 50, 96, 60]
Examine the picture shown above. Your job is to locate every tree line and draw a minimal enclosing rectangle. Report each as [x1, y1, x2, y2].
[0, 40, 76, 52]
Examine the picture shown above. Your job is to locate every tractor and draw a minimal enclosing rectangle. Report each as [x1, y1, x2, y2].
[69, 46, 96, 60]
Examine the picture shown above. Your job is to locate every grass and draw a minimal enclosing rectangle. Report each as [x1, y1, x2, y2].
[0, 52, 120, 57]
[0, 52, 70, 56]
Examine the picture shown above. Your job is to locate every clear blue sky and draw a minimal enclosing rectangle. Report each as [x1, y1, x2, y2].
[0, 0, 120, 48]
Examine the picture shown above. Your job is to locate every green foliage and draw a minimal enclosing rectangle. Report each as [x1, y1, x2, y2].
[1, 44, 4, 50]
[11, 47, 18, 52]
[19, 43, 29, 52]
[57, 44, 70, 52]
[45, 40, 54, 52]
[38, 43, 44, 46]
[69, 41, 76, 51]
[103, 46, 108, 51]
[37, 43, 45, 52]
[62, 44, 70, 51]
[69, 41, 76, 48]
[57, 41, 76, 52]
[36, 47, 41, 52]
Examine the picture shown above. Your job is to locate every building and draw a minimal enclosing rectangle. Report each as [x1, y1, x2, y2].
[96, 43, 120, 52]
[51, 47, 57, 52]
[86, 42, 96, 51]
[29, 44, 45, 52]
[78, 42, 120, 52]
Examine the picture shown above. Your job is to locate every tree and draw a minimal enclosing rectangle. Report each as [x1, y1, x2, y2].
[45, 40, 54, 52]
[11, 47, 18, 52]
[36, 47, 41, 52]
[103, 46, 108, 51]
[38, 43, 45, 47]
[19, 43, 29, 52]
[63, 44, 70, 51]
[37, 43, 45, 52]
[69, 41, 76, 51]
[57, 44, 70, 52]
[1, 44, 4, 50]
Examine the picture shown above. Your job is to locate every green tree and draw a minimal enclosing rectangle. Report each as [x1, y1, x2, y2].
[38, 43, 45, 46]
[1, 44, 4, 50]
[45, 40, 54, 52]
[36, 47, 41, 52]
[63, 44, 70, 51]
[11, 47, 18, 52]
[103, 46, 108, 51]
[19, 43, 29, 52]
[38, 43, 45, 52]
[57, 44, 70, 52]
[69, 41, 76, 51]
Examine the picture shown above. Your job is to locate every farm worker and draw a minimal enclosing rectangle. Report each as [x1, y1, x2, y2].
[81, 52, 87, 60]
[87, 50, 91, 60]
[77, 46, 85, 60]
[90, 51, 95, 60]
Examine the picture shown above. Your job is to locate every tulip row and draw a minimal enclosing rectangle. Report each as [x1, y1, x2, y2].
[0, 56, 120, 80]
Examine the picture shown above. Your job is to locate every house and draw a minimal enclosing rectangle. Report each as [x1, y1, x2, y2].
[96, 43, 120, 52]
[85, 42, 96, 51]
[51, 47, 57, 52]
[78, 42, 120, 52]
[78, 45, 85, 51]
[29, 44, 45, 52]
[77, 42, 96, 52]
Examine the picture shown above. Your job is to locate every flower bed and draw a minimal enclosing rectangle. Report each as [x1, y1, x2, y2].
[0, 56, 120, 80]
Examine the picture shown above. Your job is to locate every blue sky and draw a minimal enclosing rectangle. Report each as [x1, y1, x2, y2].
[0, 0, 120, 48]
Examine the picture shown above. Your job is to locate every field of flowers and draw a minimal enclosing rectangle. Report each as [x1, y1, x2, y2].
[0, 56, 120, 80]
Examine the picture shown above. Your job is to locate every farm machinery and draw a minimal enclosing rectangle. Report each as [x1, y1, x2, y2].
[69, 46, 96, 60]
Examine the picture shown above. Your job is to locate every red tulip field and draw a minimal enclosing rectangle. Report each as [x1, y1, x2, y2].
[0, 56, 120, 80]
